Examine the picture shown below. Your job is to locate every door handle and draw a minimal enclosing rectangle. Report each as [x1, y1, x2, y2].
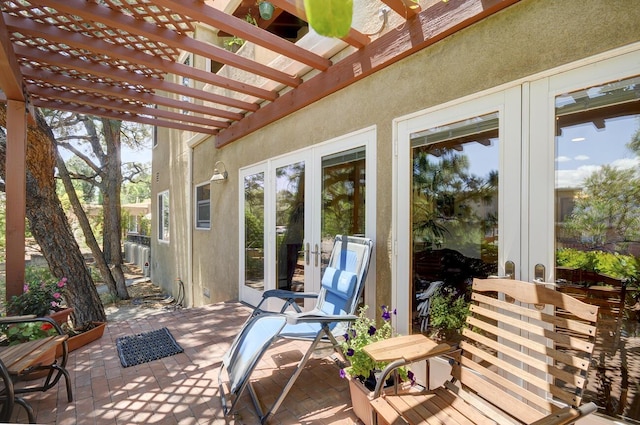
[534, 263, 545, 283]
[305, 242, 310, 265]
[489, 260, 515, 280]
[310, 243, 320, 267]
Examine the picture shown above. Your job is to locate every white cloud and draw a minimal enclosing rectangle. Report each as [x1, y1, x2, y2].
[611, 157, 640, 170]
[574, 155, 589, 161]
[556, 164, 601, 188]
[555, 156, 571, 163]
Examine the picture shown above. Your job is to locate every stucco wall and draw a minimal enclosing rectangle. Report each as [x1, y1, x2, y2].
[156, 0, 640, 308]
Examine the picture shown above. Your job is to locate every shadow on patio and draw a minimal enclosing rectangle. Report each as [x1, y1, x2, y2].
[11, 302, 357, 424]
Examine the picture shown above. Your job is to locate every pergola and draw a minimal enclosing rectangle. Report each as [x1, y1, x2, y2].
[0, 0, 516, 300]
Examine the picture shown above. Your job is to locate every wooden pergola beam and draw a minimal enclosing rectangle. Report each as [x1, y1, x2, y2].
[216, 0, 520, 147]
[32, 99, 218, 135]
[23, 68, 243, 122]
[153, 0, 332, 70]
[15, 44, 259, 112]
[27, 84, 228, 129]
[5, 14, 279, 101]
[35, 0, 308, 86]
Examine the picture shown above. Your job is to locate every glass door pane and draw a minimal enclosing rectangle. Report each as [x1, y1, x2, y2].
[554, 75, 640, 418]
[320, 147, 366, 271]
[275, 161, 306, 293]
[243, 172, 265, 293]
[410, 112, 499, 335]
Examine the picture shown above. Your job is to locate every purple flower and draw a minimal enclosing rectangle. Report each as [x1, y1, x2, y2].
[339, 369, 346, 379]
[408, 370, 416, 386]
[381, 308, 391, 321]
[346, 348, 354, 357]
[343, 333, 350, 342]
[368, 325, 376, 336]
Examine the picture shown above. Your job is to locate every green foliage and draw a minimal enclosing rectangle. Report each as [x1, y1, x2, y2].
[7, 275, 68, 317]
[564, 165, 640, 253]
[245, 208, 264, 249]
[412, 148, 498, 250]
[341, 306, 408, 382]
[2, 321, 57, 345]
[556, 248, 639, 286]
[429, 287, 470, 335]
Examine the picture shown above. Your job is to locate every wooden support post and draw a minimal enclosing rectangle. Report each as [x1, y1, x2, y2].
[5, 99, 27, 303]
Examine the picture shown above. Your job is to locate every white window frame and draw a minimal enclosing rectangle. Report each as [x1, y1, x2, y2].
[195, 182, 211, 230]
[158, 190, 170, 243]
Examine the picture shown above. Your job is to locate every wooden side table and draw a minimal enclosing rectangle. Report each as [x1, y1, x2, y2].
[363, 334, 451, 395]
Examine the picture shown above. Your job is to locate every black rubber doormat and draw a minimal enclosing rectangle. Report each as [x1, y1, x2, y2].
[116, 327, 183, 368]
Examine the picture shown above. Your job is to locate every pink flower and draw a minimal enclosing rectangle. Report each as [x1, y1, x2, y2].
[57, 278, 67, 288]
[53, 292, 61, 299]
[23, 284, 28, 292]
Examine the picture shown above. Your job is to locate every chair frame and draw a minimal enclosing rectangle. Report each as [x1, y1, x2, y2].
[219, 234, 373, 424]
[0, 315, 72, 423]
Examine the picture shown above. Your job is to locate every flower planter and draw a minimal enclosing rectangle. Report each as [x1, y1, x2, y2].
[348, 376, 375, 425]
[48, 307, 74, 325]
[348, 375, 400, 425]
[55, 322, 106, 358]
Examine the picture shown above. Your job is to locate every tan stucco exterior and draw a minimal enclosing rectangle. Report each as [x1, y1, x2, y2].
[151, 0, 640, 309]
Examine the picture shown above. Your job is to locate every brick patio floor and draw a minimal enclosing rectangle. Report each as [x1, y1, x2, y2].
[11, 302, 359, 424]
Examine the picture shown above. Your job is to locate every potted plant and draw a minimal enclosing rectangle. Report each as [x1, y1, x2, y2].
[427, 285, 470, 343]
[340, 305, 412, 425]
[7, 276, 71, 322]
[55, 321, 107, 358]
[3, 275, 106, 356]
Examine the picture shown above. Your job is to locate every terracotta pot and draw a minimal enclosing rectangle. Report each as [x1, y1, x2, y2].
[55, 322, 106, 358]
[48, 307, 74, 325]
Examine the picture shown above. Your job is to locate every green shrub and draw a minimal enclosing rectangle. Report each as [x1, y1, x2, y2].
[429, 286, 470, 335]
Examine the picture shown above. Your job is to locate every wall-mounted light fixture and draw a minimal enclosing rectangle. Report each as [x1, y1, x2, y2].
[258, 1, 275, 20]
[210, 161, 228, 183]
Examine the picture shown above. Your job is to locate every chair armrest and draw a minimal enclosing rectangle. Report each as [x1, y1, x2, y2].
[530, 403, 597, 425]
[262, 290, 319, 300]
[0, 315, 37, 323]
[285, 313, 358, 325]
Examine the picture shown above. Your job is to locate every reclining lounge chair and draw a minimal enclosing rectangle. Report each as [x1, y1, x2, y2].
[219, 235, 373, 424]
[367, 278, 600, 425]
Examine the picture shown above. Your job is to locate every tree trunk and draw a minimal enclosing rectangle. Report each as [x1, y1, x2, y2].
[81, 117, 129, 299]
[102, 119, 129, 299]
[0, 107, 106, 324]
[55, 150, 120, 298]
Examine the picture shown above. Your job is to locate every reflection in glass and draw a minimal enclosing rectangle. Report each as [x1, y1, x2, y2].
[244, 172, 265, 290]
[276, 162, 305, 292]
[555, 76, 640, 419]
[320, 147, 366, 270]
[410, 113, 499, 335]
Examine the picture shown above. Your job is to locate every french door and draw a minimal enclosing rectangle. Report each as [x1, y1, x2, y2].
[395, 49, 640, 336]
[395, 88, 523, 335]
[240, 128, 376, 311]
